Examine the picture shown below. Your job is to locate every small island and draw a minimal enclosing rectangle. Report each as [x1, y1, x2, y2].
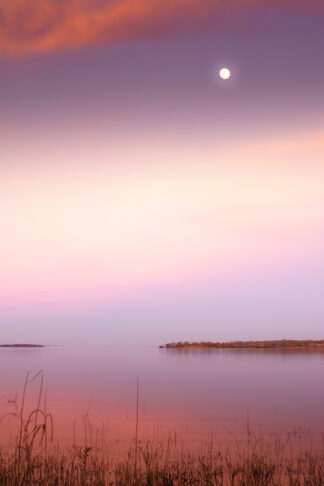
[159, 339, 324, 349]
[0, 344, 44, 348]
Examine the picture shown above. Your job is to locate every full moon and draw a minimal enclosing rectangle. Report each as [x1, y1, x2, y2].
[219, 68, 231, 80]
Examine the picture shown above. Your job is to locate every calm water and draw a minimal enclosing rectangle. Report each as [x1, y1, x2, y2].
[0, 346, 323, 445]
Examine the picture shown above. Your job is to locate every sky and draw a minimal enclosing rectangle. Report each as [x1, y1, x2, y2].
[1, 0, 324, 345]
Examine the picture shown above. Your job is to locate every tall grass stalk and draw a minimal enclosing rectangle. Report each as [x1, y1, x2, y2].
[134, 376, 139, 479]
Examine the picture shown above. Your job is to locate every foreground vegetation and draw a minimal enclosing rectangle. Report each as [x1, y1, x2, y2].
[159, 339, 324, 350]
[0, 371, 323, 485]
[0, 427, 323, 485]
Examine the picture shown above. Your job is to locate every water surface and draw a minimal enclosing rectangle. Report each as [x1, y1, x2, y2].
[0, 345, 323, 445]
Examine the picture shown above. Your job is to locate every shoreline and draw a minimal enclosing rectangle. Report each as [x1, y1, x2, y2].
[0, 344, 44, 348]
[159, 339, 324, 349]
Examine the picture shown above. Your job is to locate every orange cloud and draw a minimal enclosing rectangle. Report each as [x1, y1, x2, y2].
[0, 0, 322, 55]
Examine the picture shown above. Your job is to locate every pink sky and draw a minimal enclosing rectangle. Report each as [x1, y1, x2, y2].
[1, 3, 324, 343]
[1, 128, 324, 343]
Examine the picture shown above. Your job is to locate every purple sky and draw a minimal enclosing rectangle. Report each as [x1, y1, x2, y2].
[0, 1, 324, 344]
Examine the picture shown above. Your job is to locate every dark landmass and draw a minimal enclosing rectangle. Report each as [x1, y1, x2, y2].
[0, 344, 44, 348]
[159, 339, 324, 349]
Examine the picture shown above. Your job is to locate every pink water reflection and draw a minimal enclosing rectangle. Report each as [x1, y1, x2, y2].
[0, 346, 323, 446]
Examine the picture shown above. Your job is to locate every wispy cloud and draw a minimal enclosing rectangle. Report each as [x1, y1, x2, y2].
[0, 0, 322, 55]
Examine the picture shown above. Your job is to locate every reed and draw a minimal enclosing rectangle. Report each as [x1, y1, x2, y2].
[0, 372, 323, 485]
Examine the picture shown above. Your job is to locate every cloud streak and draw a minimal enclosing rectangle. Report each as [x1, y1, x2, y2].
[0, 0, 322, 55]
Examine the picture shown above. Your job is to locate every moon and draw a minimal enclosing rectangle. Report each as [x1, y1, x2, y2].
[219, 68, 231, 80]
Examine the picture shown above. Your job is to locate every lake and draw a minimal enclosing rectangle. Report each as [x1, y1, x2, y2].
[0, 345, 323, 447]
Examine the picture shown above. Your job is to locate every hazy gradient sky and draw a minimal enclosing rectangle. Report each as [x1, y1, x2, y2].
[1, 0, 324, 344]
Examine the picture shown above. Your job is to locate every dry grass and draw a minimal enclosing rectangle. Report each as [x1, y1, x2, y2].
[0, 372, 323, 485]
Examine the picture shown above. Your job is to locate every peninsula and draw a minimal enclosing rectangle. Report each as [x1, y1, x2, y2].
[159, 339, 324, 349]
[0, 344, 44, 348]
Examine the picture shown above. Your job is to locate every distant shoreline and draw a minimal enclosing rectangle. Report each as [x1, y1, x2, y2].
[0, 344, 44, 348]
[159, 339, 324, 349]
